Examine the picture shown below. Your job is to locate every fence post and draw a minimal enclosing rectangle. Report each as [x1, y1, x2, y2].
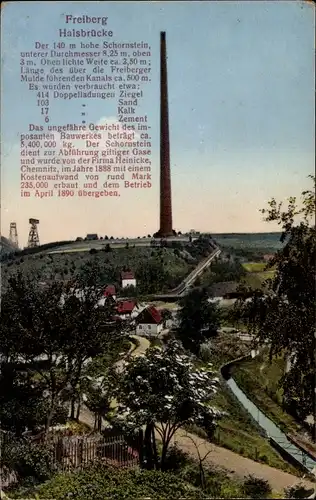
[56, 437, 63, 464]
[78, 440, 83, 469]
[138, 429, 144, 467]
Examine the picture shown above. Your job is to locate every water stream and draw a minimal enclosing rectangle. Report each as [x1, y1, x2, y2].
[225, 376, 316, 473]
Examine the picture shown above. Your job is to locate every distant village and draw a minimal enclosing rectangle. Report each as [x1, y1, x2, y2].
[64, 270, 175, 339]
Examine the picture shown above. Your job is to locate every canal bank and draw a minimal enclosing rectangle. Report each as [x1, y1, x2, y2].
[221, 353, 316, 476]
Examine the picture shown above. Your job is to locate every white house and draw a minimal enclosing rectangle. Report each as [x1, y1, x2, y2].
[121, 271, 137, 289]
[135, 306, 163, 337]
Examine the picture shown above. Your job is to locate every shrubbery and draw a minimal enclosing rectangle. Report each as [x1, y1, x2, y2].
[199, 342, 213, 363]
[284, 483, 314, 499]
[242, 475, 272, 498]
[11, 467, 208, 499]
[3, 438, 58, 488]
[163, 445, 190, 471]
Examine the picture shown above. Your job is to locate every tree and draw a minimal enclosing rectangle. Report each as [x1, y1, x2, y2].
[177, 288, 220, 354]
[202, 260, 246, 285]
[184, 434, 212, 490]
[0, 362, 49, 436]
[84, 385, 111, 432]
[161, 309, 173, 328]
[0, 274, 72, 431]
[136, 257, 168, 294]
[0, 273, 123, 432]
[112, 340, 221, 470]
[77, 259, 116, 287]
[235, 175, 316, 434]
[55, 283, 124, 421]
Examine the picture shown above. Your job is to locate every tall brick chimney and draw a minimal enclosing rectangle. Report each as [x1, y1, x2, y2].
[154, 31, 174, 238]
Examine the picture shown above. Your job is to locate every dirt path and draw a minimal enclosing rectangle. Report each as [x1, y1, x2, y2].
[129, 335, 150, 356]
[171, 429, 315, 493]
[79, 404, 316, 494]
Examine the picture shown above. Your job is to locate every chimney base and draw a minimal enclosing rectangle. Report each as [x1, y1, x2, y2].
[153, 229, 176, 238]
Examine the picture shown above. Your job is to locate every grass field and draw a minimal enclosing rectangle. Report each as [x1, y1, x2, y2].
[242, 262, 268, 272]
[241, 261, 276, 290]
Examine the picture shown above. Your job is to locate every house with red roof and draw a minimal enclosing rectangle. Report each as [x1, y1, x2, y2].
[116, 300, 139, 320]
[121, 271, 137, 289]
[103, 285, 116, 301]
[135, 306, 163, 337]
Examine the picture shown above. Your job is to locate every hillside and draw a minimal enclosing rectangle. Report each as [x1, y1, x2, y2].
[0, 246, 194, 294]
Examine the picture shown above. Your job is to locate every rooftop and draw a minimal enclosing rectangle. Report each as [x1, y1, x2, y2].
[116, 300, 137, 314]
[104, 285, 116, 296]
[209, 281, 239, 298]
[136, 305, 162, 324]
[121, 271, 135, 280]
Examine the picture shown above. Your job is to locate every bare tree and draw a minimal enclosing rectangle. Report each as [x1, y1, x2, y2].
[181, 432, 212, 490]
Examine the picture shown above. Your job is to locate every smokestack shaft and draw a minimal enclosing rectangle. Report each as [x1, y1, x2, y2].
[160, 31, 173, 235]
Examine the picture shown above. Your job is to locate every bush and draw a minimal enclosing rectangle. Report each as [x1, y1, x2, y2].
[284, 484, 314, 498]
[3, 438, 58, 487]
[163, 445, 190, 471]
[11, 467, 208, 499]
[199, 343, 213, 363]
[180, 463, 244, 498]
[242, 475, 272, 498]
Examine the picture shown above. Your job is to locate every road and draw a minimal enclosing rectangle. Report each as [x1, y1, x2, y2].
[169, 429, 315, 493]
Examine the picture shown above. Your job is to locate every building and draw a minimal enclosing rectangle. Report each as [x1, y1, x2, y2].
[209, 281, 239, 300]
[209, 281, 253, 300]
[104, 285, 116, 301]
[86, 234, 98, 240]
[263, 253, 274, 262]
[121, 271, 137, 289]
[116, 300, 139, 320]
[135, 306, 163, 336]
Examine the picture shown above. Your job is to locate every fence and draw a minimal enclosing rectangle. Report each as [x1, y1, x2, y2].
[44, 432, 140, 472]
[0, 431, 141, 490]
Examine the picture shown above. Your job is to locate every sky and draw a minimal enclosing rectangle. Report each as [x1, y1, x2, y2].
[1, 1, 315, 246]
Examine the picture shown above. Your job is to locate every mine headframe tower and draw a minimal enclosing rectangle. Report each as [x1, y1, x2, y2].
[9, 222, 19, 248]
[27, 218, 40, 248]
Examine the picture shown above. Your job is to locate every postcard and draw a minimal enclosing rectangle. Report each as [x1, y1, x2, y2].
[0, 2, 315, 498]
